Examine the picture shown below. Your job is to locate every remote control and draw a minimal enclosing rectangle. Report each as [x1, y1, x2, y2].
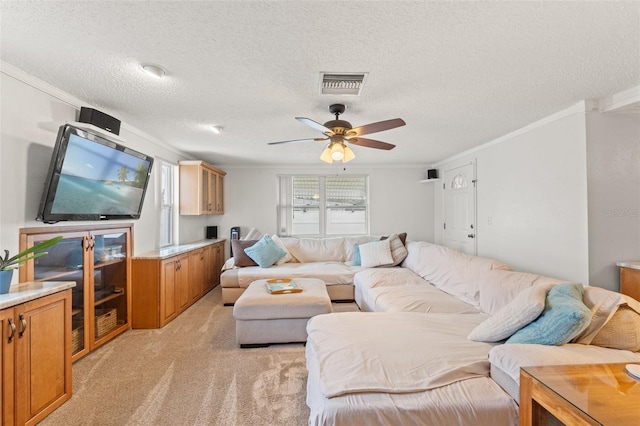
[625, 364, 640, 380]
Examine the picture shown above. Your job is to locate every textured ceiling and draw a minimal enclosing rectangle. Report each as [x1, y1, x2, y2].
[2, 1, 639, 166]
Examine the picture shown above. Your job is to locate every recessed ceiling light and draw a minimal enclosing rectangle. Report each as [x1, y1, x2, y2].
[141, 64, 166, 78]
[211, 125, 223, 134]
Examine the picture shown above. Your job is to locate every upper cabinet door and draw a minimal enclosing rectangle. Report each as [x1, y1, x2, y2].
[179, 160, 226, 215]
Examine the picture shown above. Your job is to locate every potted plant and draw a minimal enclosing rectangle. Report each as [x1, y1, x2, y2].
[0, 236, 63, 294]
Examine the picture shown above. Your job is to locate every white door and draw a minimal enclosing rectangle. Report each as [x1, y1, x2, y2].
[443, 161, 476, 255]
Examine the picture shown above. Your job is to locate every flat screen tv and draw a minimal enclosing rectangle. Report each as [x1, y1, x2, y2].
[37, 124, 154, 223]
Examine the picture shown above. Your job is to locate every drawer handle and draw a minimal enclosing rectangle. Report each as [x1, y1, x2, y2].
[8, 318, 16, 343]
[19, 314, 27, 338]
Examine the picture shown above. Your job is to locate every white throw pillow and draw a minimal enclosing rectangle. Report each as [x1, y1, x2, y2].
[270, 234, 293, 265]
[468, 284, 554, 342]
[358, 239, 394, 268]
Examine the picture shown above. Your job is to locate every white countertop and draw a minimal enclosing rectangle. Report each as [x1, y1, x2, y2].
[0, 281, 76, 310]
[617, 261, 640, 270]
[133, 239, 226, 260]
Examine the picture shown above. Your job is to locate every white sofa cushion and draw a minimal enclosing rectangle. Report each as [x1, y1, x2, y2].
[476, 269, 567, 315]
[489, 343, 640, 386]
[401, 241, 511, 307]
[282, 236, 375, 263]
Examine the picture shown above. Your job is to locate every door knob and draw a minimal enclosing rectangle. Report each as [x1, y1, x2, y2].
[467, 234, 475, 238]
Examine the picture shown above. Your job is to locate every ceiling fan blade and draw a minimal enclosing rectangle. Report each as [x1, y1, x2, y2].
[296, 117, 333, 135]
[348, 137, 396, 150]
[347, 118, 406, 137]
[268, 137, 327, 145]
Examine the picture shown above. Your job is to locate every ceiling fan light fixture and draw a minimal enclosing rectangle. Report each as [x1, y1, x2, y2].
[330, 142, 345, 161]
[320, 146, 333, 163]
[342, 145, 356, 163]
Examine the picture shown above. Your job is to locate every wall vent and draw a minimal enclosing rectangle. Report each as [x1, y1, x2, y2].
[320, 72, 368, 95]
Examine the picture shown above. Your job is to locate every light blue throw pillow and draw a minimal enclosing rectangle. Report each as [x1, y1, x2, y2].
[352, 244, 361, 266]
[506, 283, 592, 345]
[244, 235, 286, 268]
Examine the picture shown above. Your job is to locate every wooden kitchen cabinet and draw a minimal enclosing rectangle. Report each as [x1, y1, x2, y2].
[179, 160, 226, 215]
[1, 287, 72, 426]
[132, 240, 224, 329]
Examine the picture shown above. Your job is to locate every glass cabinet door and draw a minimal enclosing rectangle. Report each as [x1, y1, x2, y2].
[92, 230, 129, 342]
[28, 232, 89, 359]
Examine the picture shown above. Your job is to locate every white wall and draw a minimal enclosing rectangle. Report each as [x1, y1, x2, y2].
[213, 165, 435, 255]
[435, 104, 590, 284]
[586, 111, 640, 291]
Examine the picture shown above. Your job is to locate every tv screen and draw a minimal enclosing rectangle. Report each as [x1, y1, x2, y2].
[37, 124, 154, 223]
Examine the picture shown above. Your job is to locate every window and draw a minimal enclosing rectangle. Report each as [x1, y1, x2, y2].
[159, 160, 177, 247]
[277, 175, 368, 237]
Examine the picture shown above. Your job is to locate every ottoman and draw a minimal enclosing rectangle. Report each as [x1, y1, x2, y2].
[232, 278, 332, 347]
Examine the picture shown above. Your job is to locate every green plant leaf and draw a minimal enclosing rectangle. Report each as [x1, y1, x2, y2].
[0, 236, 63, 270]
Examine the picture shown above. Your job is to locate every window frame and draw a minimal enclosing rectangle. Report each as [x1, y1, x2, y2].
[277, 174, 369, 237]
[158, 159, 178, 247]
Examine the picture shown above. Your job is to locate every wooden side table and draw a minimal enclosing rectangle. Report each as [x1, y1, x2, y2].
[520, 363, 640, 426]
[617, 261, 640, 301]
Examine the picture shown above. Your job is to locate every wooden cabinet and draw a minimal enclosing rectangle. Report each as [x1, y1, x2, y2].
[207, 243, 224, 293]
[1, 289, 72, 426]
[189, 249, 205, 303]
[179, 160, 226, 215]
[618, 263, 640, 301]
[132, 240, 225, 328]
[131, 253, 188, 329]
[19, 224, 132, 362]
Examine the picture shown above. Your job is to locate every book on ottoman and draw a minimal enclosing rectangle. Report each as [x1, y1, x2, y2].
[266, 279, 303, 294]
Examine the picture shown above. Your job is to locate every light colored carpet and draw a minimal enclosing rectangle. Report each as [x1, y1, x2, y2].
[41, 285, 358, 426]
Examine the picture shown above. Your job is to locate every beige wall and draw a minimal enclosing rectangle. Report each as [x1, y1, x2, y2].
[586, 111, 640, 291]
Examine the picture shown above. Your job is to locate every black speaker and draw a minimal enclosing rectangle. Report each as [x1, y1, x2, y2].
[206, 226, 218, 239]
[78, 107, 121, 135]
[427, 169, 439, 179]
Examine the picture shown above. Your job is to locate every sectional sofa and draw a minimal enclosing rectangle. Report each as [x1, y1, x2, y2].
[220, 234, 387, 304]
[222, 235, 640, 425]
[306, 240, 640, 425]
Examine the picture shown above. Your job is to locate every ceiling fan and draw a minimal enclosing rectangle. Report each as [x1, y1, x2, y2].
[268, 104, 406, 163]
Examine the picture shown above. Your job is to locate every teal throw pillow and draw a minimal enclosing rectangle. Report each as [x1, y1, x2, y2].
[352, 244, 361, 266]
[243, 235, 287, 268]
[506, 283, 592, 346]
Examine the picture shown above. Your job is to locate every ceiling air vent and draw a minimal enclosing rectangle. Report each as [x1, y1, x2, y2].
[320, 72, 368, 96]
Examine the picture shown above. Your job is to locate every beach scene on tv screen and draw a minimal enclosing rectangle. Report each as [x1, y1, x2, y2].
[51, 134, 150, 215]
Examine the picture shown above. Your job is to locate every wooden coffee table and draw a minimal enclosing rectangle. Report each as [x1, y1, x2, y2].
[520, 363, 640, 425]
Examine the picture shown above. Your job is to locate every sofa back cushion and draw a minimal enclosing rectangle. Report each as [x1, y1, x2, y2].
[477, 269, 567, 315]
[281, 236, 375, 263]
[402, 241, 511, 307]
